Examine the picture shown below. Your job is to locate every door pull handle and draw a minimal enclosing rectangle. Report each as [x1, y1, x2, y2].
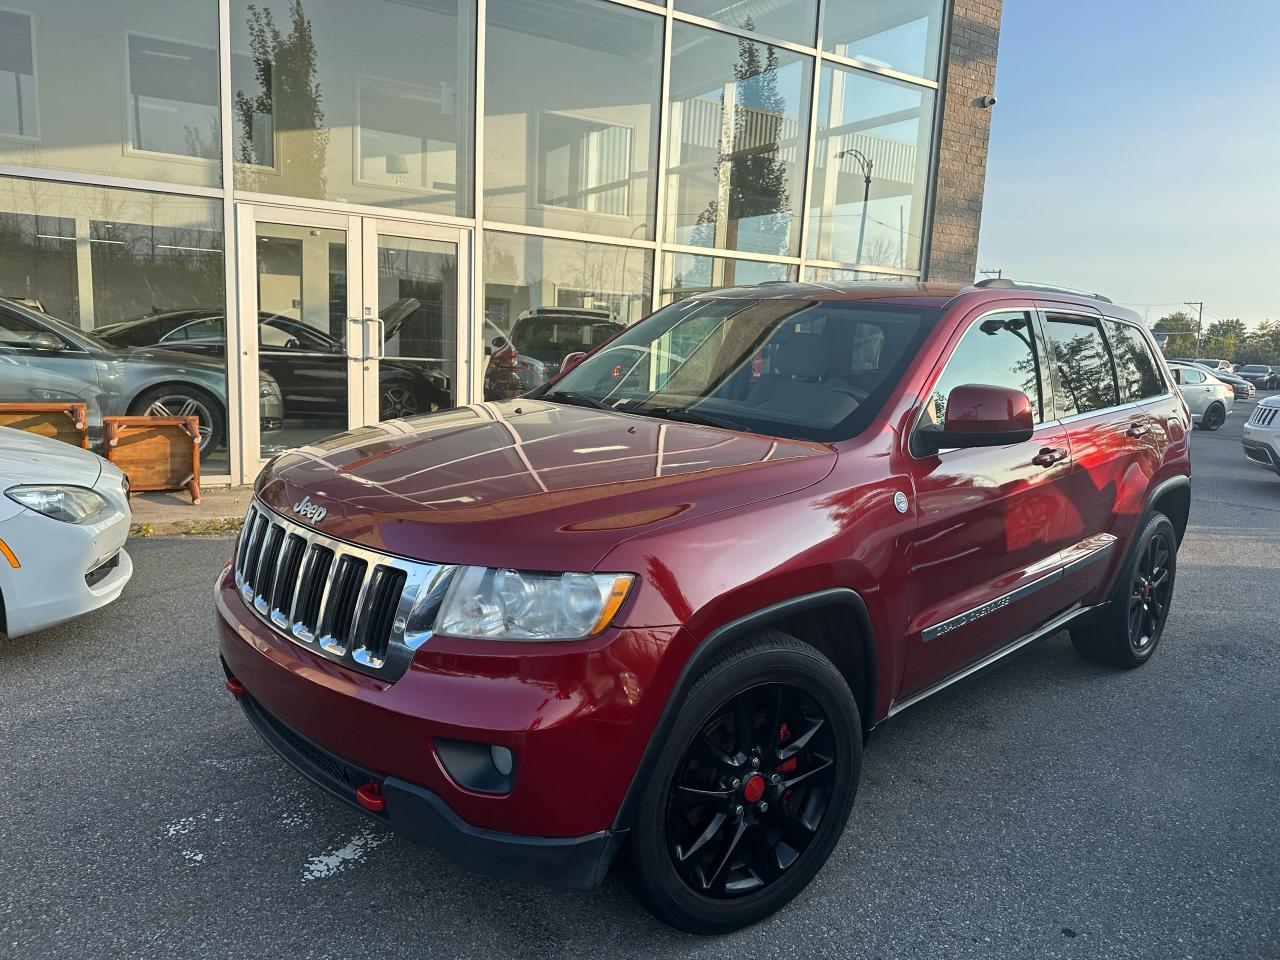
[1032, 446, 1068, 468]
[1126, 424, 1150, 438]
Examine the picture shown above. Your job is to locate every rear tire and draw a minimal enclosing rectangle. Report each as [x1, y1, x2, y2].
[1070, 513, 1177, 669]
[627, 630, 861, 934]
[1199, 402, 1226, 431]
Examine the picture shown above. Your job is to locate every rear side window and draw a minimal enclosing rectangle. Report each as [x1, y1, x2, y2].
[923, 310, 1046, 426]
[1046, 315, 1119, 417]
[1104, 319, 1166, 401]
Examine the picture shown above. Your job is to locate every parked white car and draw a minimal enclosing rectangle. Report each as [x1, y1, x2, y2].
[1168, 362, 1234, 431]
[1242, 395, 1280, 477]
[0, 426, 133, 637]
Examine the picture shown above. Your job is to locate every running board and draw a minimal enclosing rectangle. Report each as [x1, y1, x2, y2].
[887, 604, 1098, 718]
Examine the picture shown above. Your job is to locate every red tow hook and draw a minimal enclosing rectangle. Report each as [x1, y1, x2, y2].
[225, 676, 247, 698]
[356, 782, 387, 813]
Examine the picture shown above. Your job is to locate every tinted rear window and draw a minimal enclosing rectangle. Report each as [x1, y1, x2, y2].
[1046, 314, 1119, 416]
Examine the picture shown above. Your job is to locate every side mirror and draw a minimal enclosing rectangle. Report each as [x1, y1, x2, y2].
[916, 383, 1034, 454]
[560, 351, 588, 374]
[29, 331, 65, 352]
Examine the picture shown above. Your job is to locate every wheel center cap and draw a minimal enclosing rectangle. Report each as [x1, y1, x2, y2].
[742, 774, 765, 804]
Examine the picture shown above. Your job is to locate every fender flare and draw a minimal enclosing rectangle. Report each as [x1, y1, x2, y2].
[611, 588, 877, 831]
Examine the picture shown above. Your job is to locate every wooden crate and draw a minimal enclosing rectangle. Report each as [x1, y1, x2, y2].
[0, 402, 89, 448]
[102, 415, 202, 505]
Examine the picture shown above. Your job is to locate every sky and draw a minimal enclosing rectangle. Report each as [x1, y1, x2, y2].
[977, 0, 1280, 328]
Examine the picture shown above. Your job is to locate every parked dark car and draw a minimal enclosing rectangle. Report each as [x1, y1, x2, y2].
[0, 297, 282, 453]
[484, 308, 625, 400]
[97, 301, 450, 421]
[220, 280, 1191, 932]
[1238, 364, 1279, 390]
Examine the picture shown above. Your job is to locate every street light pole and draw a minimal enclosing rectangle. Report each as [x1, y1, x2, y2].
[1185, 301, 1204, 354]
[836, 147, 873, 266]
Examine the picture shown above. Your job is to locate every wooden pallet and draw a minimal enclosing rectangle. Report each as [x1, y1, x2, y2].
[102, 415, 202, 504]
[0, 402, 89, 448]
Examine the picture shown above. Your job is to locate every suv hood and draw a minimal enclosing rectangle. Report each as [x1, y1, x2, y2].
[0, 425, 103, 488]
[256, 400, 836, 571]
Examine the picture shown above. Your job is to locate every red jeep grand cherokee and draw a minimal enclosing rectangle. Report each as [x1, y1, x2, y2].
[217, 280, 1190, 933]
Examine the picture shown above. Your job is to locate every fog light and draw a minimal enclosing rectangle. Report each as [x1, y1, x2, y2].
[435, 738, 517, 794]
[490, 745, 514, 777]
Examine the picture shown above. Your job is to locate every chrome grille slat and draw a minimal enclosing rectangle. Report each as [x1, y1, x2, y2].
[232, 500, 455, 681]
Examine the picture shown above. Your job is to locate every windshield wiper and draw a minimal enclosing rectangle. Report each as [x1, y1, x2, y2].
[640, 405, 742, 431]
[541, 389, 614, 411]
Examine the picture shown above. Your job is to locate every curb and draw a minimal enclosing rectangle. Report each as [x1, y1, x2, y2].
[131, 517, 244, 538]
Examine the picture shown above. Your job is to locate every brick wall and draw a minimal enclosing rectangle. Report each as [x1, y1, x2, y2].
[926, 0, 1003, 284]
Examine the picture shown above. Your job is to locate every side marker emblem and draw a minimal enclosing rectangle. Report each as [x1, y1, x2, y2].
[893, 491, 909, 514]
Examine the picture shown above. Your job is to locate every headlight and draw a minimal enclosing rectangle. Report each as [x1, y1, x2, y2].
[5, 485, 110, 523]
[434, 566, 634, 641]
[259, 378, 282, 399]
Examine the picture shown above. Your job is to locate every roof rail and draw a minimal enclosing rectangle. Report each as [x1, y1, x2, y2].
[974, 277, 1113, 304]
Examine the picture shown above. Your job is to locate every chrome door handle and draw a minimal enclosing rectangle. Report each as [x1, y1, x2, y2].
[345, 318, 363, 359]
[1032, 446, 1068, 468]
[360, 318, 386, 361]
[1126, 423, 1150, 438]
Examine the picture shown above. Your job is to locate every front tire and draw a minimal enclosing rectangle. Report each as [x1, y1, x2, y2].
[627, 631, 861, 934]
[1071, 513, 1178, 668]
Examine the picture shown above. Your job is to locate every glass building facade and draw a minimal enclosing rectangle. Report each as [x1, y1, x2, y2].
[0, 0, 947, 483]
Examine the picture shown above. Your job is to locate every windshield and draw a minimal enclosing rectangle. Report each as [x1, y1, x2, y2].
[1242, 365, 1268, 373]
[541, 297, 938, 442]
[510, 315, 624, 365]
[2, 298, 113, 351]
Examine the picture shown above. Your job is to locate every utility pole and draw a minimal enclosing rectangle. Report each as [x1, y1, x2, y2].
[1185, 301, 1204, 354]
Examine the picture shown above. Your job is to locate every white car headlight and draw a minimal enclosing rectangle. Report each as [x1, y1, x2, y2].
[6, 484, 110, 524]
[434, 566, 634, 641]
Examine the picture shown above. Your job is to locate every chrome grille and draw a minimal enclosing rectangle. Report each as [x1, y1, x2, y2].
[234, 501, 456, 681]
[1249, 405, 1278, 427]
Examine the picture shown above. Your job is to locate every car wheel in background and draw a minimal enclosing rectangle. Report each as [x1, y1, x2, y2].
[379, 383, 424, 420]
[627, 631, 861, 934]
[130, 384, 225, 453]
[1199, 402, 1226, 431]
[1071, 512, 1178, 669]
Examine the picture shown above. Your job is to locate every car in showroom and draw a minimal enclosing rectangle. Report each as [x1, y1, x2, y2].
[95, 299, 450, 422]
[0, 298, 283, 454]
[218, 280, 1191, 933]
[1237, 364, 1279, 390]
[1242, 395, 1280, 476]
[0, 425, 132, 637]
[483, 308, 625, 400]
[1168, 362, 1234, 430]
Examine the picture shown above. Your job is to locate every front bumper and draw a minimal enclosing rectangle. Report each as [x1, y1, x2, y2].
[230, 683, 621, 888]
[216, 564, 688, 886]
[1242, 423, 1280, 475]
[0, 481, 133, 637]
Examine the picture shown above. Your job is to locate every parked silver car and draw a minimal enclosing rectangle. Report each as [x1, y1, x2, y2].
[0, 298, 282, 453]
[1168, 361, 1234, 430]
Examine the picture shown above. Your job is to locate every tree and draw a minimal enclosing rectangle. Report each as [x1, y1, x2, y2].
[1236, 319, 1280, 365]
[1156, 310, 1198, 358]
[235, 1, 329, 196]
[691, 21, 791, 255]
[1202, 318, 1246, 359]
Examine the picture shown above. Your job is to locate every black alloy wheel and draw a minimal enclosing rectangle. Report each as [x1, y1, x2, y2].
[627, 631, 861, 934]
[666, 682, 835, 898]
[1128, 526, 1174, 654]
[380, 383, 422, 420]
[1201, 402, 1226, 431]
[1070, 512, 1178, 668]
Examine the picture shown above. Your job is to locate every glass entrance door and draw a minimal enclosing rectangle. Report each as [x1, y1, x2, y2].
[361, 220, 469, 425]
[235, 204, 469, 480]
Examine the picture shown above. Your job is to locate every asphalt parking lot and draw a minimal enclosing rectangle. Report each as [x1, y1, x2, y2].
[3, 401, 1278, 960]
